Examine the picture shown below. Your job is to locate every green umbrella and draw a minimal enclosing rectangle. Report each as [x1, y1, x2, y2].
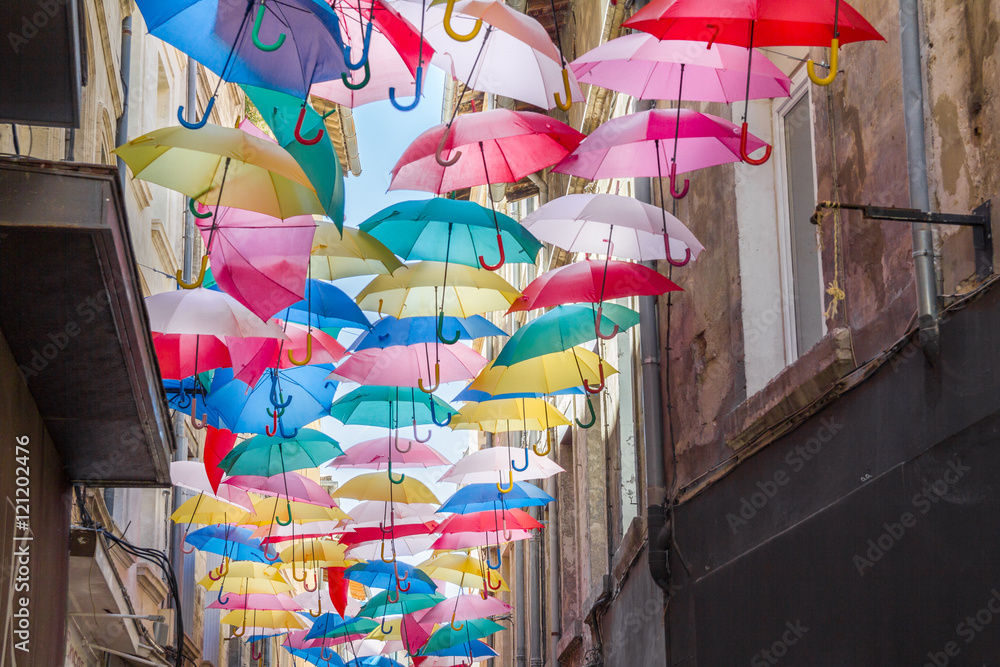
[357, 591, 446, 618]
[359, 199, 542, 269]
[420, 618, 505, 654]
[493, 303, 640, 367]
[329, 386, 457, 433]
[242, 85, 346, 230]
[306, 616, 379, 640]
[218, 428, 343, 477]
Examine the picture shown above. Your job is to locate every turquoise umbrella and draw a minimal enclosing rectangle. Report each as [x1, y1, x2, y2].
[421, 618, 505, 654]
[359, 199, 542, 268]
[492, 303, 640, 367]
[218, 428, 343, 476]
[357, 591, 445, 618]
[242, 85, 346, 230]
[329, 386, 457, 435]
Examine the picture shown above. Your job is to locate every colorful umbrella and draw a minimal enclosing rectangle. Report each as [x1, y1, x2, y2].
[206, 592, 302, 611]
[332, 472, 440, 504]
[218, 429, 344, 477]
[310, 224, 405, 280]
[342, 501, 442, 526]
[356, 262, 520, 318]
[449, 398, 570, 433]
[333, 438, 452, 470]
[185, 525, 270, 563]
[417, 593, 511, 624]
[350, 315, 505, 350]
[343, 561, 438, 593]
[507, 260, 680, 312]
[146, 288, 288, 340]
[421, 618, 504, 654]
[171, 462, 254, 510]
[207, 365, 339, 434]
[330, 342, 488, 388]
[329, 386, 457, 430]
[226, 472, 339, 508]
[493, 304, 640, 365]
[468, 348, 618, 396]
[345, 536, 437, 560]
[226, 322, 347, 387]
[358, 591, 446, 618]
[153, 333, 233, 380]
[438, 481, 555, 514]
[418, 553, 506, 591]
[221, 608, 309, 630]
[439, 447, 563, 485]
[276, 279, 372, 330]
[170, 495, 247, 526]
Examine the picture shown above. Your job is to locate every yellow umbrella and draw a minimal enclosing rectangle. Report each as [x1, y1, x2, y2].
[450, 398, 570, 432]
[418, 553, 509, 592]
[332, 472, 439, 504]
[113, 125, 323, 219]
[277, 539, 350, 567]
[468, 347, 618, 396]
[311, 223, 404, 279]
[201, 577, 293, 596]
[240, 497, 349, 525]
[355, 261, 521, 318]
[198, 562, 286, 589]
[221, 609, 308, 630]
[169, 495, 247, 526]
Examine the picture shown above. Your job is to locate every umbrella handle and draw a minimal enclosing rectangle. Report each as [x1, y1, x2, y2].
[276, 500, 294, 526]
[208, 557, 230, 581]
[436, 312, 461, 345]
[231, 623, 246, 637]
[387, 587, 400, 604]
[435, 124, 461, 167]
[294, 106, 325, 145]
[269, 375, 293, 409]
[309, 590, 323, 617]
[443, 0, 482, 41]
[395, 436, 414, 453]
[190, 395, 209, 430]
[554, 68, 573, 111]
[393, 560, 409, 581]
[177, 97, 215, 130]
[497, 470, 514, 494]
[417, 362, 441, 393]
[397, 576, 411, 592]
[595, 305, 619, 340]
[576, 396, 596, 429]
[411, 420, 431, 444]
[218, 589, 231, 605]
[739, 122, 772, 166]
[265, 409, 279, 437]
[250, 641, 263, 661]
[342, 61, 371, 90]
[343, 17, 374, 70]
[486, 548, 502, 570]
[430, 400, 452, 427]
[180, 530, 196, 554]
[266, 406, 285, 419]
[252, 1, 286, 52]
[320, 646, 334, 662]
[288, 335, 313, 366]
[292, 556, 308, 582]
[279, 422, 299, 439]
[583, 364, 605, 394]
[478, 233, 505, 271]
[390, 65, 423, 112]
[388, 461, 406, 485]
[664, 233, 692, 267]
[381, 614, 396, 632]
[380, 540, 396, 563]
[533, 431, 552, 456]
[263, 542, 281, 562]
[480, 587, 489, 600]
[176, 254, 208, 289]
[188, 198, 212, 219]
[512, 447, 530, 472]
[668, 162, 689, 200]
[705, 23, 719, 48]
[807, 38, 839, 86]
[450, 612, 465, 632]
[303, 569, 319, 592]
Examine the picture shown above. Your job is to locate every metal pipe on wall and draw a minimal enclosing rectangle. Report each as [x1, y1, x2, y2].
[114, 16, 132, 186]
[545, 477, 561, 667]
[529, 506, 543, 667]
[898, 0, 940, 355]
[515, 540, 527, 667]
[182, 58, 197, 283]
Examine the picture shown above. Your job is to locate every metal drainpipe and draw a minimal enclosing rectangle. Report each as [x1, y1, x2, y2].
[544, 479, 560, 667]
[114, 16, 132, 187]
[515, 539, 527, 667]
[529, 506, 543, 667]
[182, 58, 197, 282]
[527, 173, 548, 206]
[898, 0, 940, 355]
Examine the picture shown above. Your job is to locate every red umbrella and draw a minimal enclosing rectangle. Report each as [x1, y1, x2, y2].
[435, 509, 543, 534]
[204, 426, 238, 493]
[339, 523, 439, 545]
[226, 321, 347, 386]
[152, 332, 232, 379]
[506, 259, 681, 313]
[389, 109, 584, 194]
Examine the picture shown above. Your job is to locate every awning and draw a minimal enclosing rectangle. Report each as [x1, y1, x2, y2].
[0, 157, 173, 485]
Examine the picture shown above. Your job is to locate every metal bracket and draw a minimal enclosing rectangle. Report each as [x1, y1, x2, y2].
[811, 200, 993, 281]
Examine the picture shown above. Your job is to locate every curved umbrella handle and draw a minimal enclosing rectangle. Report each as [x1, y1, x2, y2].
[478, 233, 505, 271]
[252, 1, 286, 52]
[430, 400, 452, 427]
[443, 0, 482, 41]
[435, 124, 461, 167]
[388, 461, 406, 485]
[583, 364, 605, 394]
[263, 543, 281, 562]
[554, 67, 573, 111]
[497, 470, 514, 494]
[288, 335, 313, 366]
[266, 406, 285, 419]
[180, 530, 196, 554]
[218, 589, 231, 606]
[486, 568, 502, 588]
[668, 162, 689, 199]
[512, 447, 530, 472]
[343, 61, 371, 90]
[208, 557, 230, 581]
[386, 587, 400, 604]
[177, 97, 215, 130]
[379, 520, 393, 535]
[190, 395, 209, 430]
[807, 38, 839, 86]
[705, 23, 720, 48]
[174, 388, 193, 409]
[292, 556, 308, 582]
[436, 311, 461, 345]
[176, 255, 208, 289]
[320, 646, 334, 662]
[265, 409, 279, 437]
[397, 576, 411, 592]
[269, 375, 293, 410]
[343, 18, 374, 70]
[533, 431, 552, 456]
[395, 435, 414, 453]
[251, 642, 263, 661]
[412, 420, 431, 444]
[294, 106, 324, 145]
[576, 396, 596, 429]
[486, 549, 502, 570]
[303, 569, 318, 592]
[450, 612, 465, 632]
[417, 362, 440, 394]
[595, 304, 619, 340]
[309, 591, 323, 618]
[739, 121, 772, 165]
[393, 560, 409, 581]
[664, 233, 692, 267]
[231, 623, 246, 637]
[390, 65, 423, 112]
[380, 540, 396, 563]
[381, 614, 396, 632]
[188, 198, 212, 219]
[275, 500, 294, 526]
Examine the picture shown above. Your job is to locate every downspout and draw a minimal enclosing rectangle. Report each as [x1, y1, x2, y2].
[898, 0, 940, 356]
[529, 507, 543, 667]
[515, 540, 527, 667]
[527, 172, 548, 206]
[545, 476, 561, 667]
[114, 16, 132, 187]
[182, 58, 197, 282]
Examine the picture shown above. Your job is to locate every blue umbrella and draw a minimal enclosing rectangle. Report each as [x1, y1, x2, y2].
[285, 646, 346, 667]
[438, 482, 556, 514]
[185, 525, 269, 562]
[163, 376, 225, 427]
[343, 561, 437, 593]
[274, 280, 371, 331]
[137, 0, 348, 125]
[349, 315, 506, 351]
[422, 639, 499, 658]
[304, 614, 379, 641]
[207, 365, 338, 434]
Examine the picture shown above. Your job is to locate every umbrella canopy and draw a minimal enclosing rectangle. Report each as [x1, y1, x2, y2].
[277, 539, 350, 567]
[468, 348, 618, 396]
[389, 110, 584, 194]
[493, 304, 641, 365]
[343, 561, 438, 593]
[435, 508, 543, 534]
[207, 365, 339, 433]
[276, 279, 372, 330]
[114, 125, 324, 219]
[305, 614, 380, 641]
[185, 524, 270, 562]
[350, 315, 505, 350]
[358, 591, 446, 618]
[418, 554, 507, 591]
[345, 536, 437, 560]
[153, 333, 233, 380]
[218, 429, 344, 476]
[221, 609, 308, 630]
[342, 501, 442, 526]
[226, 322, 347, 387]
[241, 497, 349, 524]
[170, 494, 247, 525]
[285, 646, 348, 667]
[170, 462, 254, 510]
[360, 198, 542, 267]
[421, 618, 504, 654]
[310, 224, 405, 280]
[449, 398, 570, 433]
[438, 481, 555, 514]
[333, 438, 452, 470]
[206, 592, 302, 611]
[347, 657, 406, 667]
[422, 640, 497, 658]
[439, 447, 564, 485]
[201, 575, 293, 595]
[226, 472, 338, 507]
[518, 193, 704, 262]
[356, 262, 520, 318]
[329, 386, 457, 428]
[417, 593, 512, 624]
[136, 0, 348, 99]
[199, 561, 287, 587]
[332, 472, 440, 504]
[146, 288, 288, 339]
[571, 34, 791, 102]
[507, 259, 680, 313]
[330, 343, 488, 388]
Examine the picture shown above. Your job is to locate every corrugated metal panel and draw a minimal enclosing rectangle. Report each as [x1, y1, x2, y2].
[203, 553, 223, 666]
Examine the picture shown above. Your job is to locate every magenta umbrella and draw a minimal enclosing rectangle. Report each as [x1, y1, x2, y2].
[226, 321, 348, 386]
[207, 593, 303, 611]
[329, 343, 488, 388]
[333, 438, 452, 470]
[571, 34, 791, 103]
[417, 593, 512, 624]
[226, 472, 339, 508]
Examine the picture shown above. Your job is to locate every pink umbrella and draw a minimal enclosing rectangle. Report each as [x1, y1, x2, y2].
[170, 461, 255, 511]
[226, 471, 339, 508]
[329, 343, 487, 388]
[417, 593, 512, 624]
[431, 529, 534, 550]
[153, 332, 233, 379]
[438, 447, 563, 485]
[341, 501, 442, 527]
[226, 321, 348, 386]
[333, 438, 452, 470]
[206, 593, 302, 611]
[571, 34, 791, 103]
[389, 109, 584, 194]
